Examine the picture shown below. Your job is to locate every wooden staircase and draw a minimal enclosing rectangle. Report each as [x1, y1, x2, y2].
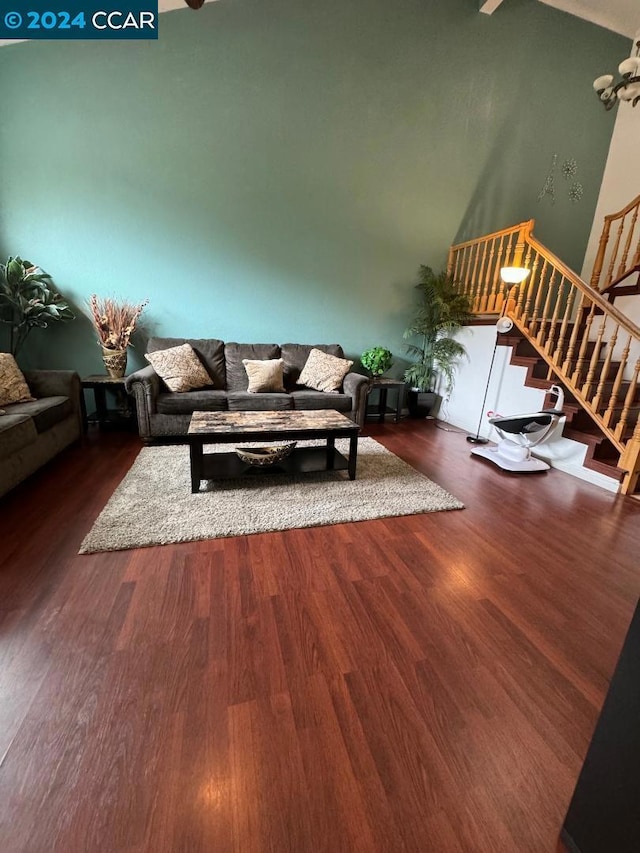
[447, 201, 640, 495]
[495, 327, 627, 484]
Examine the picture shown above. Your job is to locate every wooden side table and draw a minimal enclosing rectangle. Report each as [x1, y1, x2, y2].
[365, 377, 405, 423]
[82, 375, 137, 432]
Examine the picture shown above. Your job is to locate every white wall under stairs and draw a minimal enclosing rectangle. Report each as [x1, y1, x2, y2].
[439, 325, 620, 492]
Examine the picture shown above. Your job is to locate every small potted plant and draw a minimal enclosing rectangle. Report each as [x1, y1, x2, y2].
[403, 266, 471, 418]
[89, 294, 148, 378]
[361, 346, 393, 377]
[0, 256, 75, 356]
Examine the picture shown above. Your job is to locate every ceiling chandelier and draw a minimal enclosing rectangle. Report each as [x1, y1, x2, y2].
[593, 31, 640, 109]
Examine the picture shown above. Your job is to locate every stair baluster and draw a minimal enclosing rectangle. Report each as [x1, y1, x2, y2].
[545, 275, 567, 355]
[529, 259, 549, 337]
[583, 318, 607, 400]
[605, 218, 626, 292]
[617, 205, 639, 280]
[562, 292, 586, 374]
[461, 246, 474, 303]
[553, 285, 576, 365]
[603, 335, 632, 428]
[520, 250, 540, 324]
[572, 301, 596, 387]
[592, 323, 619, 412]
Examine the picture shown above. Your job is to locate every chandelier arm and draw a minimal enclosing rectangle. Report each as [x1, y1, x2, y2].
[612, 74, 640, 97]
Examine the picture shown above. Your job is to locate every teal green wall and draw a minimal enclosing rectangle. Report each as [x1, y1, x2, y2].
[0, 0, 627, 373]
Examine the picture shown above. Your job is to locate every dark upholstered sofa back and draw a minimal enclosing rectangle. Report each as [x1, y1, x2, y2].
[224, 343, 281, 392]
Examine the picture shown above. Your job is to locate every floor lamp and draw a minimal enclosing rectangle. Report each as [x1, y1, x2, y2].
[466, 266, 531, 445]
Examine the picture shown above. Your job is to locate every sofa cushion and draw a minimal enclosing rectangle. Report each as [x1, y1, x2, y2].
[225, 344, 280, 392]
[281, 344, 344, 388]
[147, 337, 225, 388]
[0, 413, 38, 460]
[290, 390, 351, 412]
[0, 354, 35, 407]
[227, 392, 292, 411]
[243, 358, 286, 393]
[298, 348, 354, 393]
[157, 390, 228, 415]
[6, 396, 73, 433]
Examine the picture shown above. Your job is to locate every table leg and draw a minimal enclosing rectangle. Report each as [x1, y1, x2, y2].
[394, 387, 402, 422]
[348, 433, 358, 480]
[326, 434, 336, 470]
[190, 442, 203, 493]
[378, 388, 388, 423]
[95, 385, 108, 429]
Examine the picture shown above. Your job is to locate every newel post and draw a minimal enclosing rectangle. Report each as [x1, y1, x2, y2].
[446, 246, 454, 279]
[620, 424, 640, 495]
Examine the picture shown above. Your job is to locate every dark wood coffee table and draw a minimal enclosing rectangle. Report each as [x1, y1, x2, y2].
[187, 410, 360, 493]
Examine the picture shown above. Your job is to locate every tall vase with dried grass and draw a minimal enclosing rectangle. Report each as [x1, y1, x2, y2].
[89, 295, 148, 378]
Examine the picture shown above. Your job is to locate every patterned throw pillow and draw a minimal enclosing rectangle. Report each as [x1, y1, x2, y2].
[0, 354, 35, 407]
[298, 348, 353, 393]
[145, 343, 212, 392]
[242, 358, 286, 393]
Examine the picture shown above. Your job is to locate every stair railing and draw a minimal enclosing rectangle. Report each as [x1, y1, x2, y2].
[447, 220, 533, 314]
[590, 193, 640, 293]
[447, 221, 640, 494]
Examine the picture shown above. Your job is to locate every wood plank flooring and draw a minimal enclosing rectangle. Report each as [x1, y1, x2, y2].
[0, 420, 638, 852]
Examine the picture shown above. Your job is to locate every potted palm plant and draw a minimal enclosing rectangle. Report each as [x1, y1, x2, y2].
[403, 265, 472, 418]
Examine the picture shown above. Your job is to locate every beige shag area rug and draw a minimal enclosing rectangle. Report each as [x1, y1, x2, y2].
[79, 438, 463, 553]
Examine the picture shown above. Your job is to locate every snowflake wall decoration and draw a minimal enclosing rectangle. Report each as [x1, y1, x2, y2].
[568, 181, 584, 203]
[538, 154, 583, 204]
[538, 154, 558, 205]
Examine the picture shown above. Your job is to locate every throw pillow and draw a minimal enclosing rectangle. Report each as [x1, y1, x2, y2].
[0, 354, 35, 407]
[145, 343, 212, 393]
[298, 348, 353, 393]
[242, 358, 286, 393]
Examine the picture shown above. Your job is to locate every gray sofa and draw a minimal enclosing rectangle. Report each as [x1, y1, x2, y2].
[125, 338, 369, 442]
[0, 370, 83, 498]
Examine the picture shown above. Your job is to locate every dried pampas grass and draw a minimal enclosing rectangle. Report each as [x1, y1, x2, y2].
[89, 294, 148, 350]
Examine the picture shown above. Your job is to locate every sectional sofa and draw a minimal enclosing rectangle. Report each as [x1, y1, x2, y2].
[0, 370, 83, 498]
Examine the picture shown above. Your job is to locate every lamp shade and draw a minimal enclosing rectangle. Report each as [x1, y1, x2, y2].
[618, 58, 640, 77]
[500, 266, 530, 284]
[593, 74, 614, 91]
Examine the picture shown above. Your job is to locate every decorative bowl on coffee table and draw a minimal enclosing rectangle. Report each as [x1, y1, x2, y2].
[235, 441, 297, 467]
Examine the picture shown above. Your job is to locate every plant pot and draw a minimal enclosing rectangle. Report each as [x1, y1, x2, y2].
[407, 389, 438, 419]
[102, 347, 127, 379]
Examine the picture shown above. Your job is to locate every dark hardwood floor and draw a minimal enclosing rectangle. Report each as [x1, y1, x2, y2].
[0, 420, 638, 852]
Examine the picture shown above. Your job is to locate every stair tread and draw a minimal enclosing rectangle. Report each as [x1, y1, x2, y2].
[582, 457, 627, 482]
[563, 426, 608, 445]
